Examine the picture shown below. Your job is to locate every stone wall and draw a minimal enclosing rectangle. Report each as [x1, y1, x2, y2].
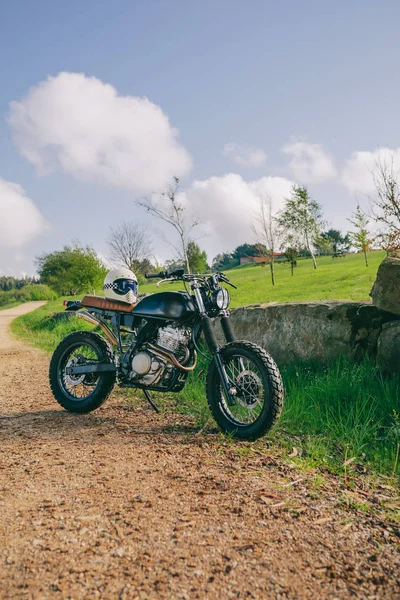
[215, 253, 400, 372]
[214, 301, 399, 370]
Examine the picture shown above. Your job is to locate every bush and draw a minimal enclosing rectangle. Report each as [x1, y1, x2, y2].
[0, 284, 57, 307]
[36, 243, 107, 295]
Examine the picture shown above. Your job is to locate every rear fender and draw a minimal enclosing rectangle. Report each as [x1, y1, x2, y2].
[76, 311, 118, 347]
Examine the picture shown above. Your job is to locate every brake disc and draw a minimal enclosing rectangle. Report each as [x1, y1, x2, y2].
[64, 356, 85, 387]
[235, 370, 262, 408]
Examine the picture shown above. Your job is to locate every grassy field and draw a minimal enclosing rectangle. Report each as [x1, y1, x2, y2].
[139, 250, 385, 307]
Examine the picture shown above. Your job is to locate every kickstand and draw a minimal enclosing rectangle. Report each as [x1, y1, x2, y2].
[143, 389, 160, 414]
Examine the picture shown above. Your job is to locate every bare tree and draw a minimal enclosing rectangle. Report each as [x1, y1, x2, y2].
[370, 153, 400, 251]
[252, 196, 280, 285]
[107, 221, 153, 272]
[137, 177, 201, 273]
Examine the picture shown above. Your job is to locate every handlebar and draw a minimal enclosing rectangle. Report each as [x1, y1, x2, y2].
[218, 273, 237, 289]
[145, 269, 184, 280]
[144, 269, 237, 289]
[145, 271, 166, 280]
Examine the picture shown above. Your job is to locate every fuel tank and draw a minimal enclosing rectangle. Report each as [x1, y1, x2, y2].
[132, 291, 197, 323]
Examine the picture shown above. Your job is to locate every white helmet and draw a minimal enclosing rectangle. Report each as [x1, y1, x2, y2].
[103, 267, 138, 304]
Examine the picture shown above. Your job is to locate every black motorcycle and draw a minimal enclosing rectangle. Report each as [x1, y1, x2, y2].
[49, 269, 284, 439]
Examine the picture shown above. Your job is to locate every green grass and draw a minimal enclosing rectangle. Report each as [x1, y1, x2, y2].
[140, 251, 385, 307]
[172, 354, 400, 478]
[11, 297, 94, 352]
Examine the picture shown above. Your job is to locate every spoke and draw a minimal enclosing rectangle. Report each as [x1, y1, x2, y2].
[220, 354, 265, 426]
[60, 344, 101, 401]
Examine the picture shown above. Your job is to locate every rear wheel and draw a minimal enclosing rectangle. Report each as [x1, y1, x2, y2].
[49, 331, 116, 413]
[206, 341, 284, 440]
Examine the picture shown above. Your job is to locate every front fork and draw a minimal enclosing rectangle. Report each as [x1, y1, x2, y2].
[201, 314, 237, 406]
[192, 284, 237, 406]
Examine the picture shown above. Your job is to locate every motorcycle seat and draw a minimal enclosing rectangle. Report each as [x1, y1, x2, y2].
[81, 295, 136, 313]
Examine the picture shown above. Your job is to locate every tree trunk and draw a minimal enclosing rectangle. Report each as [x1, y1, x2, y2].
[270, 258, 275, 286]
[305, 232, 317, 269]
[181, 236, 190, 274]
[310, 248, 317, 269]
[364, 250, 368, 267]
[291, 262, 294, 276]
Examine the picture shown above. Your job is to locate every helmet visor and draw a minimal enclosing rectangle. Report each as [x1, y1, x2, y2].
[113, 279, 138, 296]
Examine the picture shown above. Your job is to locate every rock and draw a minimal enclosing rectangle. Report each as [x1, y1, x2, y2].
[215, 302, 394, 365]
[50, 312, 76, 322]
[371, 256, 400, 315]
[377, 321, 400, 373]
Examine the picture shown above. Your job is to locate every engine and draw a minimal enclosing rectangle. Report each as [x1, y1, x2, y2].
[156, 324, 191, 362]
[128, 324, 191, 387]
[130, 351, 166, 386]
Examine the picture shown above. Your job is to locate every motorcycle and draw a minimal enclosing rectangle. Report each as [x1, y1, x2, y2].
[49, 269, 284, 440]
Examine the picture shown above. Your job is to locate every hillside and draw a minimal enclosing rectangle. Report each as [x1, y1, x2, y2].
[140, 251, 385, 307]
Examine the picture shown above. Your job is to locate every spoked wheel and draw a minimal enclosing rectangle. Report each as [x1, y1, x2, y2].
[206, 341, 284, 440]
[49, 331, 116, 413]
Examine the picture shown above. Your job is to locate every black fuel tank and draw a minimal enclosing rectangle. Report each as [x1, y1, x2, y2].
[132, 291, 196, 322]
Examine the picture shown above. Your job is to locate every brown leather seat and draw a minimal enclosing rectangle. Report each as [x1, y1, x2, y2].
[81, 296, 136, 313]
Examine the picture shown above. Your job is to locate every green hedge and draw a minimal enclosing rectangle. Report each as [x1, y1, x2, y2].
[0, 284, 57, 307]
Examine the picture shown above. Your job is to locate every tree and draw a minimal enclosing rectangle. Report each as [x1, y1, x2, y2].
[314, 234, 334, 256]
[315, 229, 351, 257]
[370, 153, 400, 251]
[347, 205, 372, 267]
[252, 197, 280, 285]
[0, 275, 38, 291]
[164, 258, 185, 272]
[187, 241, 208, 273]
[231, 243, 267, 262]
[36, 242, 106, 295]
[137, 177, 201, 273]
[278, 186, 325, 269]
[212, 253, 238, 271]
[107, 221, 153, 275]
[284, 246, 299, 276]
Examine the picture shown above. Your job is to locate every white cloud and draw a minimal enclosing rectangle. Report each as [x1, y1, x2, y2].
[177, 173, 294, 258]
[223, 143, 267, 167]
[282, 140, 337, 183]
[8, 72, 192, 194]
[0, 177, 47, 248]
[342, 147, 400, 195]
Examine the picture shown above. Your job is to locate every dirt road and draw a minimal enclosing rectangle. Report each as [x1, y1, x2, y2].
[0, 304, 399, 599]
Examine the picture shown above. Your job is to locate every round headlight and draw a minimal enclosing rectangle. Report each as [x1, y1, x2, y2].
[213, 288, 230, 310]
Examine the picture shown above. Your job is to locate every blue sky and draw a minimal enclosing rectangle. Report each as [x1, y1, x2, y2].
[1, 0, 400, 275]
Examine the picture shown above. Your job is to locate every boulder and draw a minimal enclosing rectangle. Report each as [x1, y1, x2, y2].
[214, 301, 395, 366]
[371, 255, 400, 315]
[377, 321, 400, 373]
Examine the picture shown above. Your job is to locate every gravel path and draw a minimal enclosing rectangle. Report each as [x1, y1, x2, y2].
[0, 304, 399, 599]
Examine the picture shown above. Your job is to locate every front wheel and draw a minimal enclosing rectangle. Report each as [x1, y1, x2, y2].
[49, 331, 116, 413]
[206, 341, 284, 440]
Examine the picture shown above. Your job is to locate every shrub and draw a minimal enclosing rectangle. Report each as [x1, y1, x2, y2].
[0, 284, 57, 307]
